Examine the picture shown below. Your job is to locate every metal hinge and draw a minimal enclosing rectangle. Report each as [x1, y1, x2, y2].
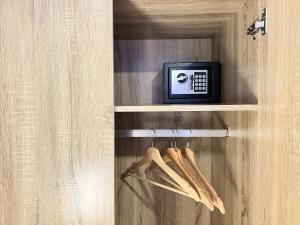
[247, 8, 268, 40]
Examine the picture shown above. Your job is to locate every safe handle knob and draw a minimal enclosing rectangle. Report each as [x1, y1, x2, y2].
[177, 73, 188, 83]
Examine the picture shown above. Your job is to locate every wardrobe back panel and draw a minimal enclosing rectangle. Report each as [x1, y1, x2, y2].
[115, 111, 257, 225]
[115, 112, 215, 225]
[114, 38, 215, 224]
[114, 39, 212, 105]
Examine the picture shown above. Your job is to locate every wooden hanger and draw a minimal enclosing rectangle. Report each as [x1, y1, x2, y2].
[162, 147, 214, 211]
[182, 147, 225, 214]
[121, 147, 201, 202]
[127, 173, 194, 199]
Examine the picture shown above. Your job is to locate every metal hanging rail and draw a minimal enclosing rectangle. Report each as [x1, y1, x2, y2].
[116, 129, 229, 138]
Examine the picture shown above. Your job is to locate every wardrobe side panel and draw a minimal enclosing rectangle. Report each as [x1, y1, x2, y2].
[0, 1, 114, 225]
[211, 2, 260, 225]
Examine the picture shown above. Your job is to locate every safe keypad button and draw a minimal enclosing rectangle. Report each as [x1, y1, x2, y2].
[193, 72, 207, 93]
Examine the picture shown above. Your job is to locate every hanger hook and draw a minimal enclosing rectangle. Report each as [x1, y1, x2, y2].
[187, 129, 192, 148]
[151, 128, 156, 147]
[174, 128, 177, 148]
[171, 129, 175, 148]
[177, 128, 180, 148]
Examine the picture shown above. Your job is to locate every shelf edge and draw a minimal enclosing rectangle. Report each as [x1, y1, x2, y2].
[114, 104, 258, 112]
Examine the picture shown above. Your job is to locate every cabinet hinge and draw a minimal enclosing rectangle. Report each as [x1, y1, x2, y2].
[247, 8, 268, 40]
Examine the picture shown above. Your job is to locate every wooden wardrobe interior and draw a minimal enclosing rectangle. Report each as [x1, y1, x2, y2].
[1, 0, 300, 224]
[114, 1, 259, 225]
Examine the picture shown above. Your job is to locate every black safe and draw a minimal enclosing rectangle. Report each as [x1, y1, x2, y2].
[163, 62, 221, 104]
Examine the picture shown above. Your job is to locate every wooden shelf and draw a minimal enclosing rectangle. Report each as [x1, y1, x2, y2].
[114, 104, 258, 112]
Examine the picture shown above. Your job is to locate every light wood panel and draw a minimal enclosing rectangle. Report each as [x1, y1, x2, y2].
[115, 16, 223, 40]
[114, 0, 246, 22]
[209, 2, 260, 225]
[114, 0, 246, 39]
[114, 0, 300, 225]
[115, 105, 258, 112]
[0, 1, 114, 225]
[114, 39, 213, 105]
[114, 1, 260, 225]
[254, 0, 300, 224]
[114, 38, 215, 225]
[115, 112, 215, 225]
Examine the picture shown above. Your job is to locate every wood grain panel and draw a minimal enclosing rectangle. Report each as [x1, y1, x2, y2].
[113, 1, 260, 225]
[207, 2, 260, 225]
[114, 0, 246, 21]
[0, 1, 114, 225]
[114, 0, 246, 39]
[115, 16, 223, 40]
[210, 2, 262, 225]
[114, 39, 212, 105]
[255, 0, 300, 224]
[114, 0, 300, 223]
[114, 35, 215, 225]
[115, 112, 216, 225]
[114, 104, 258, 112]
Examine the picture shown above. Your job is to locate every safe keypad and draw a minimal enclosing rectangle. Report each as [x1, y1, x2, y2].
[194, 72, 207, 93]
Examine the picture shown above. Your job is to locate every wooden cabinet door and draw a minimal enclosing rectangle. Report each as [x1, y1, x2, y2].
[0, 1, 114, 225]
[256, 0, 300, 224]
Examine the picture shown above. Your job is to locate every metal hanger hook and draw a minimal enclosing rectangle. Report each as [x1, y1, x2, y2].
[187, 129, 192, 148]
[174, 128, 177, 148]
[171, 129, 176, 148]
[176, 128, 180, 148]
[151, 128, 156, 147]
